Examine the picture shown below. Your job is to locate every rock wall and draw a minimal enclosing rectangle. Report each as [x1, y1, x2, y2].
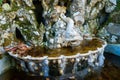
[41, 0, 111, 48]
[0, 0, 45, 48]
[0, 0, 116, 49]
[97, 0, 120, 44]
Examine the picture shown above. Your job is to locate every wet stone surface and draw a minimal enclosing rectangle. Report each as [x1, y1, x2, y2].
[0, 53, 120, 80]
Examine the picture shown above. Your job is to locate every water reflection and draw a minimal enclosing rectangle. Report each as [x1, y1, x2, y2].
[0, 53, 120, 80]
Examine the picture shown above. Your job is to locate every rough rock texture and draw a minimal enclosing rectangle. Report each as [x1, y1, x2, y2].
[41, 0, 111, 48]
[0, 0, 45, 48]
[106, 23, 120, 43]
[1, 0, 114, 49]
[106, 23, 120, 36]
[41, 0, 84, 48]
[105, 0, 117, 13]
[97, 0, 120, 44]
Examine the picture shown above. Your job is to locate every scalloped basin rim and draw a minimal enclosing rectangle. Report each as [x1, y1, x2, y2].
[8, 38, 107, 60]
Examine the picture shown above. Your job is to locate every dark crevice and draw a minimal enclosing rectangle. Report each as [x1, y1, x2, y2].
[86, 0, 91, 5]
[33, 0, 44, 25]
[98, 7, 110, 26]
[3, 0, 10, 4]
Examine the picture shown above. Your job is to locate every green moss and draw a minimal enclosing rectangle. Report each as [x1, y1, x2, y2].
[2, 32, 16, 47]
[1, 24, 10, 30]
[0, 7, 2, 12]
[106, 11, 120, 24]
[0, 0, 2, 5]
[104, 1, 120, 25]
[115, 0, 120, 11]
[0, 54, 3, 59]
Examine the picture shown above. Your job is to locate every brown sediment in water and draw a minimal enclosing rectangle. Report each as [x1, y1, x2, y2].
[24, 38, 104, 57]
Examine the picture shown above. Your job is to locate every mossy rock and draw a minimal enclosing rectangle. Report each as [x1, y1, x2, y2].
[109, 0, 120, 23]
[115, 0, 120, 11]
[107, 11, 120, 24]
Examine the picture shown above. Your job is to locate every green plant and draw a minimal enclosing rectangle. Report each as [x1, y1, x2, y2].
[0, 0, 2, 5]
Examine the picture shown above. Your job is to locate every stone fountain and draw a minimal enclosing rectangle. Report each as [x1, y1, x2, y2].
[0, 0, 107, 78]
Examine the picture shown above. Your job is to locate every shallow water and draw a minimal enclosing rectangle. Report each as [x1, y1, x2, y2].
[11, 38, 104, 57]
[0, 53, 120, 80]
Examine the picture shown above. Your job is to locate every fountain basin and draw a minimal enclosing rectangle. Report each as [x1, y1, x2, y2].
[7, 38, 107, 77]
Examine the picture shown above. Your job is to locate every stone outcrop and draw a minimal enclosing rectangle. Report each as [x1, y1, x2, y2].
[97, 1, 120, 44]
[41, 0, 111, 48]
[0, 0, 45, 48]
